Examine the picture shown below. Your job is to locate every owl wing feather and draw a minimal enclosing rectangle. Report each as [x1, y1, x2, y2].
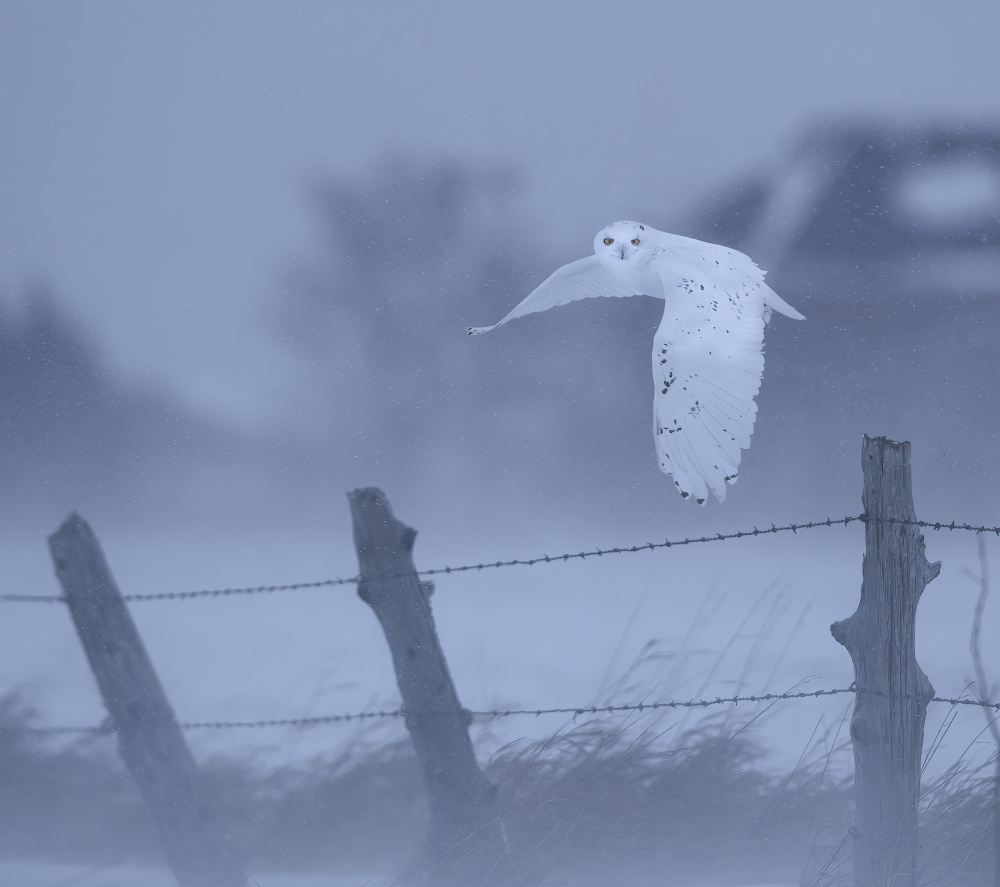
[466, 255, 644, 334]
[650, 249, 771, 504]
[658, 232, 804, 321]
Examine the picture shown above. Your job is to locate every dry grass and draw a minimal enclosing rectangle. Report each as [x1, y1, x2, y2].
[485, 711, 852, 887]
[0, 690, 995, 886]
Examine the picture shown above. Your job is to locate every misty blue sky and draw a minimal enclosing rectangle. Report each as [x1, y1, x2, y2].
[3, 2, 999, 425]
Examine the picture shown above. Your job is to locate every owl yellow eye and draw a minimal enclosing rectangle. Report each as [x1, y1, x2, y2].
[631, 238, 640, 245]
[603, 237, 614, 245]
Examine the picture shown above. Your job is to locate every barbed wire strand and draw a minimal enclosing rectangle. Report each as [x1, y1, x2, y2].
[21, 687, 1000, 736]
[5, 513, 1000, 605]
[0, 593, 66, 604]
[0, 577, 359, 605]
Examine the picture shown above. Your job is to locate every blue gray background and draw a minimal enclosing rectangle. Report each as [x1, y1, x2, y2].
[1, 1, 999, 784]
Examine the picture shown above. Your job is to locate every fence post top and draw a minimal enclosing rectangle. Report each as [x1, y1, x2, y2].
[348, 487, 420, 576]
[49, 511, 92, 544]
[863, 433, 909, 448]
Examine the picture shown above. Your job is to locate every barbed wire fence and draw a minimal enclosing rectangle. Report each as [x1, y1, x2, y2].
[4, 511, 999, 736]
[24, 689, 1000, 737]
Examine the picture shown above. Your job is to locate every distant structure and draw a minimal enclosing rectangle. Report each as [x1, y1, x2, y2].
[693, 120, 1000, 298]
[683, 119, 1000, 513]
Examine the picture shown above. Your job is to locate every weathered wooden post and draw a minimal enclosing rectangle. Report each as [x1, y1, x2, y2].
[348, 487, 512, 884]
[831, 436, 940, 887]
[49, 513, 246, 887]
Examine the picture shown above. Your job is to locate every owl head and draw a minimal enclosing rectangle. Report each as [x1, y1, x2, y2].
[594, 221, 654, 268]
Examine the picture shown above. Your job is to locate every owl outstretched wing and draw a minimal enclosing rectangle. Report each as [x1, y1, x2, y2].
[466, 255, 644, 335]
[650, 271, 768, 505]
[655, 232, 804, 322]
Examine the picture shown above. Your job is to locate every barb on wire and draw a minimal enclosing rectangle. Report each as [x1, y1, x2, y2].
[912, 519, 1000, 535]
[931, 694, 1000, 712]
[180, 709, 405, 730]
[121, 576, 360, 602]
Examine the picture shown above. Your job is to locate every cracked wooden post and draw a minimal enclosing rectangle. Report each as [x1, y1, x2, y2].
[831, 436, 940, 887]
[49, 513, 246, 887]
[348, 487, 512, 884]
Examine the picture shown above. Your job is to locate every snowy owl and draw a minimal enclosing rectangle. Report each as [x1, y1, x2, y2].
[467, 221, 804, 504]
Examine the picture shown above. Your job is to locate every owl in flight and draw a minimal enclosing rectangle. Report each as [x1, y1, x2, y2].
[467, 221, 804, 504]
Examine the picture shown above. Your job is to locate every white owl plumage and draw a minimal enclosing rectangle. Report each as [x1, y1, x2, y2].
[467, 221, 804, 504]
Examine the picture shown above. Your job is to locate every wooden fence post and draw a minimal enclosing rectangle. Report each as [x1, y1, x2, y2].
[348, 487, 512, 883]
[831, 436, 940, 887]
[49, 513, 246, 887]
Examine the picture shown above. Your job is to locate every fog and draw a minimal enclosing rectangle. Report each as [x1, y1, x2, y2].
[2, 3, 1000, 884]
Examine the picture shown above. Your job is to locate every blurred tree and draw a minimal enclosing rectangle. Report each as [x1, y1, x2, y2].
[279, 157, 660, 507]
[0, 284, 229, 517]
[285, 158, 527, 444]
[1, 286, 111, 459]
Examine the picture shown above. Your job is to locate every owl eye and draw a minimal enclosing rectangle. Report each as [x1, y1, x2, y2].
[631, 238, 640, 245]
[603, 238, 614, 245]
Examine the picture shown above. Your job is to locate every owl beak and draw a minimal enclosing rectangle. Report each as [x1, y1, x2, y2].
[616, 243, 627, 260]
